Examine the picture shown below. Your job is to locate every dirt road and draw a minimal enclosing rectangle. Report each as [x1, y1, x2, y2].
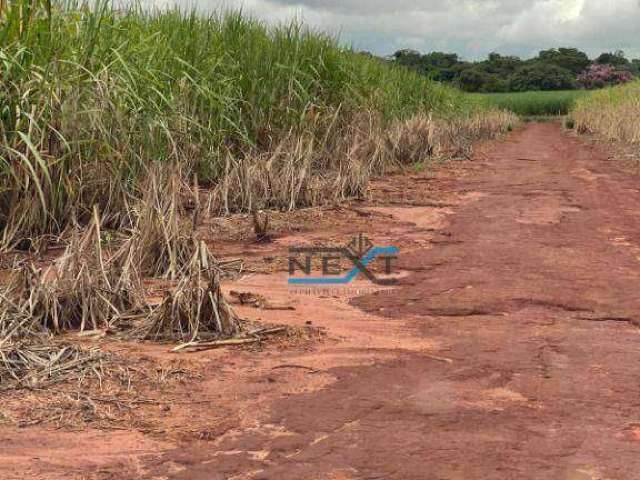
[5, 123, 640, 479]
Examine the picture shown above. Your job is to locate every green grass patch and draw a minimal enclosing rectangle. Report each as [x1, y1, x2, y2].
[473, 90, 588, 116]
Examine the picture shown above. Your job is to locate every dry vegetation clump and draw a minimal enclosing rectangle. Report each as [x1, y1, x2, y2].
[385, 110, 518, 164]
[0, 212, 144, 335]
[0, 343, 105, 392]
[211, 110, 518, 213]
[0, 200, 240, 348]
[437, 110, 520, 158]
[212, 115, 381, 213]
[2, 353, 204, 429]
[0, 254, 109, 392]
[0, 261, 108, 392]
[133, 240, 240, 342]
[119, 168, 200, 279]
[377, 110, 517, 168]
[0, 222, 239, 395]
[384, 114, 438, 167]
[572, 81, 640, 144]
[214, 133, 333, 213]
[0, 275, 40, 339]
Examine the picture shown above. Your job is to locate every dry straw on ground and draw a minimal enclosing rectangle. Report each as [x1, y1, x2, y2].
[0, 210, 143, 335]
[211, 110, 518, 214]
[0, 343, 105, 391]
[119, 167, 199, 280]
[133, 240, 240, 342]
[0, 194, 241, 390]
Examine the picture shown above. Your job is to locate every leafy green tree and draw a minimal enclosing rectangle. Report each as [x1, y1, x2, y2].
[483, 53, 522, 75]
[422, 51, 459, 69]
[390, 46, 610, 92]
[595, 50, 629, 67]
[537, 48, 590, 74]
[509, 63, 576, 91]
[392, 49, 424, 70]
[393, 50, 462, 80]
[480, 74, 509, 93]
[458, 68, 491, 92]
[420, 52, 460, 81]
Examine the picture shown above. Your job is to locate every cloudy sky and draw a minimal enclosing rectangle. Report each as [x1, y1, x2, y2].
[151, 0, 640, 60]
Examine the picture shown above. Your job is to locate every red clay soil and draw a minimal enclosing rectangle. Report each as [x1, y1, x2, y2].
[4, 122, 640, 480]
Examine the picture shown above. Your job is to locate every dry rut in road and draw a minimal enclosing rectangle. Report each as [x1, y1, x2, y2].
[147, 123, 640, 479]
[6, 122, 640, 480]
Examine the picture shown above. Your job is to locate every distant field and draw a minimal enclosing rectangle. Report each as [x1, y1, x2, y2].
[473, 90, 588, 116]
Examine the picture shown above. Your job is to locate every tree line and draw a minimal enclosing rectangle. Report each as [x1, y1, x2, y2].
[390, 48, 638, 92]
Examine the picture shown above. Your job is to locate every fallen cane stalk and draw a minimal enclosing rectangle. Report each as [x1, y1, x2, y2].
[171, 337, 260, 352]
[171, 326, 288, 353]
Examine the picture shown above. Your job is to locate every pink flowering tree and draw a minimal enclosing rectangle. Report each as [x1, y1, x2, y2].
[577, 64, 633, 89]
